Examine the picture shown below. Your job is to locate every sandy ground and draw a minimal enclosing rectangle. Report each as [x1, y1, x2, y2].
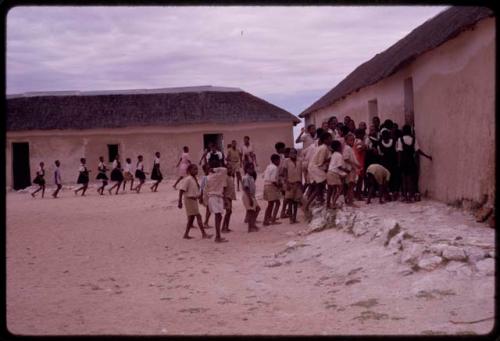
[6, 178, 495, 336]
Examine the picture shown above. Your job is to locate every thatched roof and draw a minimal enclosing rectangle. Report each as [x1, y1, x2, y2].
[7, 86, 300, 131]
[299, 6, 494, 118]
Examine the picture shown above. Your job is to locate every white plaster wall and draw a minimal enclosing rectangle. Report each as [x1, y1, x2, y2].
[6, 122, 295, 187]
[306, 17, 495, 205]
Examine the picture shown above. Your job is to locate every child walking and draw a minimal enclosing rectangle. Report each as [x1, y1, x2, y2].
[263, 154, 282, 226]
[242, 162, 261, 232]
[222, 164, 237, 233]
[226, 140, 242, 191]
[199, 163, 212, 229]
[283, 148, 303, 224]
[74, 158, 90, 196]
[52, 160, 62, 198]
[177, 164, 213, 240]
[31, 161, 46, 198]
[108, 154, 124, 195]
[122, 158, 134, 191]
[96, 156, 108, 195]
[205, 159, 229, 243]
[150, 152, 163, 192]
[133, 155, 147, 193]
[326, 140, 349, 209]
[173, 146, 191, 189]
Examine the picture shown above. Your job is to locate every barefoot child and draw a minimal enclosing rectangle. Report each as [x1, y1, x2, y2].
[133, 155, 147, 193]
[74, 158, 90, 196]
[52, 160, 62, 198]
[326, 140, 349, 209]
[199, 163, 212, 229]
[365, 163, 391, 204]
[242, 162, 261, 232]
[122, 158, 134, 191]
[226, 140, 242, 191]
[173, 146, 191, 189]
[178, 164, 213, 240]
[283, 148, 303, 223]
[150, 152, 163, 192]
[222, 164, 236, 233]
[353, 128, 367, 200]
[108, 154, 124, 195]
[31, 162, 46, 198]
[305, 132, 332, 213]
[96, 156, 108, 195]
[343, 133, 360, 206]
[205, 159, 229, 243]
[278, 146, 291, 219]
[263, 154, 282, 226]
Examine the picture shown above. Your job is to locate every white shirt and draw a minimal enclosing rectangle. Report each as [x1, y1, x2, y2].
[54, 167, 62, 184]
[327, 129, 338, 140]
[299, 133, 315, 149]
[343, 145, 359, 171]
[112, 160, 118, 169]
[302, 141, 318, 164]
[396, 136, 420, 152]
[136, 161, 144, 171]
[78, 164, 86, 172]
[263, 163, 279, 185]
[154, 157, 160, 165]
[124, 162, 132, 173]
[328, 151, 347, 175]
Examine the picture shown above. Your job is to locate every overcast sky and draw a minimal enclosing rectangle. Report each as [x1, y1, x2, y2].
[7, 5, 447, 121]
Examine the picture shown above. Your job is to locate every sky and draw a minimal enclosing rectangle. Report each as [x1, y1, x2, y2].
[7, 5, 448, 138]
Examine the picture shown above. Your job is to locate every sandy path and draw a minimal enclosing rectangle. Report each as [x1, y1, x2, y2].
[6, 180, 494, 335]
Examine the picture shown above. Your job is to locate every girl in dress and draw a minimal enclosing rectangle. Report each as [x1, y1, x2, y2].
[133, 155, 147, 193]
[96, 156, 108, 195]
[122, 158, 134, 191]
[378, 129, 399, 200]
[31, 161, 46, 198]
[74, 158, 90, 196]
[108, 154, 124, 195]
[173, 146, 191, 189]
[150, 152, 163, 192]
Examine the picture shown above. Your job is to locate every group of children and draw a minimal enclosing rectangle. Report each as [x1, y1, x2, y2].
[296, 115, 432, 210]
[27, 120, 431, 243]
[29, 152, 164, 198]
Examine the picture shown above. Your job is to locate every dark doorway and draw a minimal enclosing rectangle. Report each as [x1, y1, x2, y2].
[203, 134, 224, 151]
[107, 144, 119, 162]
[12, 142, 31, 190]
[368, 99, 378, 122]
[404, 77, 415, 126]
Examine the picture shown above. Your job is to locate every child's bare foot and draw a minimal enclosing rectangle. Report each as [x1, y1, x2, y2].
[108, 189, 112, 195]
[270, 220, 281, 225]
[183, 235, 193, 239]
[31, 193, 35, 198]
[263, 221, 270, 226]
[248, 227, 259, 232]
[74, 190, 77, 196]
[202, 234, 213, 239]
[203, 224, 212, 229]
[214, 237, 228, 243]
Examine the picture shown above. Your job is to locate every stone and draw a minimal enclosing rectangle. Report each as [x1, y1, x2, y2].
[446, 261, 473, 277]
[352, 224, 369, 237]
[429, 243, 449, 256]
[442, 246, 467, 261]
[286, 241, 298, 248]
[400, 242, 425, 265]
[381, 219, 402, 246]
[387, 231, 405, 251]
[464, 247, 487, 263]
[475, 258, 495, 276]
[475, 206, 493, 223]
[417, 256, 443, 271]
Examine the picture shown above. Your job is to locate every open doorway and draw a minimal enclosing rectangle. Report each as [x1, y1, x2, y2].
[203, 134, 224, 151]
[368, 99, 378, 122]
[12, 142, 31, 190]
[404, 77, 415, 126]
[107, 144, 119, 162]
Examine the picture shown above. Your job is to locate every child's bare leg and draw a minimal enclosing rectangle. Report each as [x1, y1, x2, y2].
[214, 213, 227, 242]
[81, 184, 88, 196]
[290, 201, 298, 223]
[130, 179, 134, 190]
[263, 201, 274, 225]
[271, 200, 281, 224]
[122, 180, 126, 191]
[236, 172, 242, 191]
[280, 199, 288, 219]
[222, 208, 232, 232]
[204, 208, 211, 228]
[304, 186, 318, 212]
[286, 199, 293, 218]
[326, 185, 333, 208]
[195, 214, 212, 238]
[116, 181, 122, 194]
[183, 216, 195, 239]
[331, 186, 341, 208]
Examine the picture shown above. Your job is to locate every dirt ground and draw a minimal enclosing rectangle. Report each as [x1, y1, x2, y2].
[6, 179, 495, 336]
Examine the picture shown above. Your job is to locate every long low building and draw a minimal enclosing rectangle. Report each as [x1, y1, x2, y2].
[7, 85, 300, 190]
[299, 6, 495, 208]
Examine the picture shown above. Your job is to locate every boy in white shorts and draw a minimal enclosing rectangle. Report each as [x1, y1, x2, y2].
[206, 159, 229, 243]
